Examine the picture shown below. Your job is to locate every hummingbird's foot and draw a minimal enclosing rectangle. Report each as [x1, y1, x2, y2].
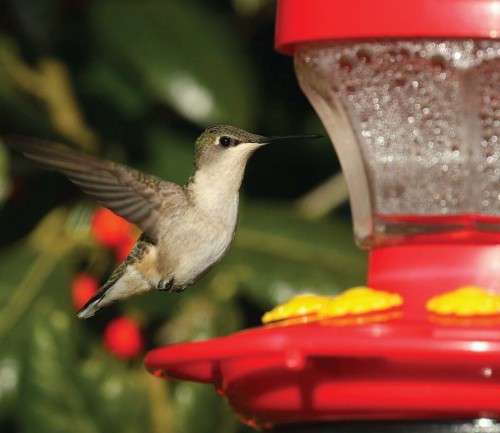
[172, 286, 186, 294]
[156, 278, 174, 292]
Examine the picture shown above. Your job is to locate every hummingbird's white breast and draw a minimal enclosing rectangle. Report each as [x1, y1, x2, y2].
[167, 199, 238, 286]
[157, 149, 248, 287]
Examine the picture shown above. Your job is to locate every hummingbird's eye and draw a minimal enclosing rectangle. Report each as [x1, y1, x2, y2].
[219, 136, 233, 147]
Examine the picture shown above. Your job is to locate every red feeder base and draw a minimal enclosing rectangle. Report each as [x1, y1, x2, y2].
[146, 318, 500, 427]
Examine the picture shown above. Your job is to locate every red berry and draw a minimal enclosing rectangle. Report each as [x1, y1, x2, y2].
[71, 273, 99, 310]
[115, 234, 136, 263]
[103, 317, 144, 360]
[91, 208, 132, 248]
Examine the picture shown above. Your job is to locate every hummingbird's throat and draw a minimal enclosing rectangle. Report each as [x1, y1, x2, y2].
[189, 153, 248, 217]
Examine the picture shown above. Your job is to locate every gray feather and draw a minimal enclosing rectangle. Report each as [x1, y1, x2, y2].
[6, 136, 185, 241]
[77, 234, 155, 318]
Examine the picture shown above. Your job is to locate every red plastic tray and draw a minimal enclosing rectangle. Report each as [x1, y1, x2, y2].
[146, 318, 500, 426]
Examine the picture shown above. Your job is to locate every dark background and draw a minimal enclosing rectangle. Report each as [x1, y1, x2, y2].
[0, 1, 365, 432]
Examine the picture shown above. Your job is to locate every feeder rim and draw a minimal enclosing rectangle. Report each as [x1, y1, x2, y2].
[275, 0, 500, 54]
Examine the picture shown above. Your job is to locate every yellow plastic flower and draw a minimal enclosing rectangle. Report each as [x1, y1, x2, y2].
[262, 293, 330, 324]
[427, 286, 500, 316]
[262, 287, 403, 324]
[318, 287, 402, 318]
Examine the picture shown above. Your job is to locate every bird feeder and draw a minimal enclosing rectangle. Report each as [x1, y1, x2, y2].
[146, 1, 500, 432]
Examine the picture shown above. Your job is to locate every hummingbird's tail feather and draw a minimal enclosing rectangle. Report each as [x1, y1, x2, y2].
[77, 235, 157, 319]
[77, 293, 105, 319]
[76, 265, 152, 319]
[77, 264, 126, 319]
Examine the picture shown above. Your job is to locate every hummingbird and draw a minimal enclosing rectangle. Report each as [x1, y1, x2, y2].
[9, 125, 319, 318]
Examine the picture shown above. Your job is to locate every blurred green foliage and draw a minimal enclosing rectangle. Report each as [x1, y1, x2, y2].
[0, 0, 365, 432]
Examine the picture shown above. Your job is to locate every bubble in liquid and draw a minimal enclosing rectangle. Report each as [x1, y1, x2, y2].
[338, 55, 353, 72]
[356, 48, 372, 64]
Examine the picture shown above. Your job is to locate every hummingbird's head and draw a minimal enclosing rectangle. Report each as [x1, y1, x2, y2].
[194, 124, 266, 170]
[194, 124, 321, 170]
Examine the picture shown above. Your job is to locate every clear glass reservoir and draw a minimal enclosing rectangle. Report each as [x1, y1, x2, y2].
[296, 40, 500, 248]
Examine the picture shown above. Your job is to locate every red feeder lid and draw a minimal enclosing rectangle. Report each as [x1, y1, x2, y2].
[276, 0, 500, 54]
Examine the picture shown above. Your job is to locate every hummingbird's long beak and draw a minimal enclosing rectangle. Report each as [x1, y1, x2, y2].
[256, 134, 323, 144]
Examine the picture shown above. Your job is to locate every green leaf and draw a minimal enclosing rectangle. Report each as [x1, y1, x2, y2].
[0, 142, 10, 205]
[89, 0, 256, 126]
[0, 244, 37, 301]
[22, 304, 100, 433]
[0, 245, 57, 419]
[0, 226, 78, 348]
[143, 126, 194, 185]
[0, 344, 22, 418]
[232, 0, 271, 17]
[79, 355, 150, 433]
[22, 301, 150, 433]
[0, 35, 51, 134]
[160, 295, 242, 344]
[78, 59, 150, 118]
[173, 382, 237, 433]
[0, 239, 151, 433]
[8, 0, 59, 51]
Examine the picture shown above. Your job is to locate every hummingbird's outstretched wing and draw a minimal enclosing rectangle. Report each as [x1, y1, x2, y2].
[8, 136, 185, 241]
